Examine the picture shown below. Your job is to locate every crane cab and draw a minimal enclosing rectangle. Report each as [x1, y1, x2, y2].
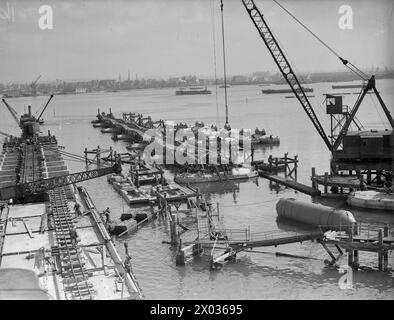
[333, 129, 394, 170]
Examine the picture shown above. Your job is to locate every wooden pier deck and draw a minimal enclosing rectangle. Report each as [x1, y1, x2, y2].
[259, 171, 321, 196]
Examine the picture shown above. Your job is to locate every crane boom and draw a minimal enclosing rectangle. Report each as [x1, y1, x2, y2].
[2, 99, 22, 129]
[0, 163, 121, 201]
[0, 130, 14, 138]
[37, 94, 54, 121]
[32, 75, 42, 86]
[241, 0, 332, 151]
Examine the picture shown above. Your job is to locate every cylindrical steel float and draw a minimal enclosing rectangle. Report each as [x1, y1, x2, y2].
[276, 198, 356, 230]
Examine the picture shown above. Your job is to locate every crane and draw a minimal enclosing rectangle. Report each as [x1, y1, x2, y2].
[0, 162, 121, 201]
[2, 98, 22, 129]
[30, 75, 42, 96]
[36, 94, 54, 123]
[0, 130, 15, 139]
[241, 0, 394, 155]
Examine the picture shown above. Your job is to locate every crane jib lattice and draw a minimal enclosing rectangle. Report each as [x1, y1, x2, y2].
[241, 0, 332, 151]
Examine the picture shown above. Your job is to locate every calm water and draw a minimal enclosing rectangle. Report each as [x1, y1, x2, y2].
[1, 79, 393, 299]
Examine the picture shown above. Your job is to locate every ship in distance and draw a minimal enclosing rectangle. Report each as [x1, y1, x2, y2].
[175, 86, 212, 95]
[262, 87, 313, 94]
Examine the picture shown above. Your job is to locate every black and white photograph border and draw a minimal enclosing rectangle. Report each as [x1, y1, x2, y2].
[0, 0, 393, 305]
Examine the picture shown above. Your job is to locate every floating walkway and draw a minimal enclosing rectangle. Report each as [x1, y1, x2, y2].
[259, 171, 321, 196]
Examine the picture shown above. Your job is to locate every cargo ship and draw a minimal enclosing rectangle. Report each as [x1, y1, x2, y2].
[262, 87, 313, 94]
[0, 111, 143, 300]
[175, 86, 212, 95]
[332, 84, 363, 89]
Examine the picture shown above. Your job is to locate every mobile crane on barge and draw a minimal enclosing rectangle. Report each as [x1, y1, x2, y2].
[241, 0, 393, 186]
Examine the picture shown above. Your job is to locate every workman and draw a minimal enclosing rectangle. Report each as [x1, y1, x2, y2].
[70, 229, 78, 247]
[74, 202, 82, 217]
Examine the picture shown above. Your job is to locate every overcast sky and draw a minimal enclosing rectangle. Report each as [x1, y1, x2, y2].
[0, 0, 393, 83]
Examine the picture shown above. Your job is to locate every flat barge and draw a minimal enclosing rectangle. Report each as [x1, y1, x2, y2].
[0, 134, 143, 300]
[262, 87, 313, 94]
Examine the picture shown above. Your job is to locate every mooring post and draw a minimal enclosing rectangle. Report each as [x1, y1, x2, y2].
[160, 167, 165, 185]
[284, 153, 288, 178]
[97, 145, 101, 166]
[109, 146, 113, 165]
[84, 147, 88, 165]
[324, 172, 328, 194]
[170, 212, 178, 245]
[348, 227, 354, 268]
[378, 229, 383, 271]
[367, 171, 371, 185]
[384, 225, 389, 237]
[357, 171, 364, 190]
[163, 193, 168, 217]
[353, 249, 359, 269]
[294, 155, 298, 181]
[311, 167, 316, 189]
[176, 238, 185, 266]
[135, 169, 139, 188]
[157, 195, 161, 213]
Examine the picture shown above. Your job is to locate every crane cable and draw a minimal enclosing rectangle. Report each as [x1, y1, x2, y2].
[41, 144, 111, 168]
[271, 0, 369, 81]
[210, 0, 220, 127]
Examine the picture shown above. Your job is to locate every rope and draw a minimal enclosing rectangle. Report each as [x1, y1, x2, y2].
[271, 0, 369, 80]
[210, 0, 220, 127]
[220, 0, 229, 124]
[220, 199, 274, 207]
[369, 93, 387, 128]
[41, 144, 111, 168]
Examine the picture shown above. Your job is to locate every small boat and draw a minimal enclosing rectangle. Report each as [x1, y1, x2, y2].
[174, 167, 258, 184]
[101, 127, 118, 133]
[119, 185, 155, 205]
[126, 143, 146, 151]
[152, 184, 196, 201]
[347, 190, 394, 211]
[262, 87, 313, 94]
[93, 123, 107, 128]
[249, 134, 280, 145]
[112, 134, 131, 141]
[219, 84, 231, 88]
[176, 86, 212, 95]
[107, 174, 127, 185]
[108, 211, 154, 236]
[258, 136, 280, 145]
